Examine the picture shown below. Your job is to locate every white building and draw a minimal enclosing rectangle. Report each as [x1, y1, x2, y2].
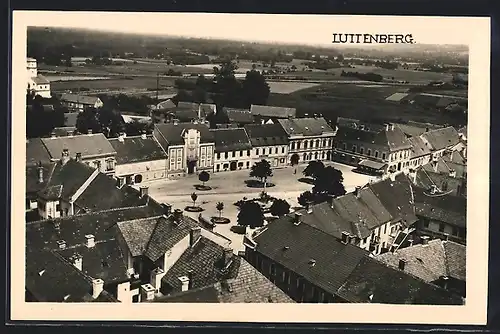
[244, 123, 290, 168]
[27, 57, 51, 98]
[211, 128, 253, 172]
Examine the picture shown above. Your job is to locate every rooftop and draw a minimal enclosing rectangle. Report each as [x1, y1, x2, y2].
[154, 122, 214, 148]
[109, 135, 167, 164]
[250, 104, 296, 119]
[60, 93, 101, 105]
[420, 126, 460, 151]
[225, 108, 255, 125]
[41, 133, 116, 160]
[244, 123, 289, 147]
[210, 128, 252, 153]
[26, 138, 52, 166]
[412, 187, 467, 228]
[278, 117, 335, 137]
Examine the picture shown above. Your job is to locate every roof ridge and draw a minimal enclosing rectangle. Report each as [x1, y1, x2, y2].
[50, 249, 95, 284]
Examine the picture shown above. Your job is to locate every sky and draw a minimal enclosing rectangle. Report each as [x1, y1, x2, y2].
[16, 11, 485, 47]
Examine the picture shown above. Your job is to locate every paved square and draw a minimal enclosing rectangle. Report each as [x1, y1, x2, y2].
[146, 162, 377, 252]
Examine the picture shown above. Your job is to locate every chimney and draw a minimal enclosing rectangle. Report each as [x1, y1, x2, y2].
[425, 127, 429, 132]
[173, 208, 183, 223]
[223, 247, 233, 267]
[51, 131, 56, 138]
[92, 278, 104, 299]
[385, 124, 389, 131]
[67, 130, 74, 137]
[190, 227, 201, 247]
[187, 270, 194, 290]
[354, 186, 361, 198]
[442, 276, 449, 290]
[162, 203, 172, 215]
[444, 233, 449, 241]
[85, 234, 95, 248]
[116, 177, 125, 189]
[75, 152, 82, 162]
[408, 238, 414, 247]
[70, 253, 83, 271]
[141, 131, 147, 140]
[140, 283, 156, 301]
[118, 134, 124, 142]
[61, 148, 70, 165]
[398, 259, 407, 271]
[178, 276, 190, 292]
[307, 206, 313, 214]
[87, 129, 93, 135]
[293, 212, 302, 225]
[391, 123, 395, 130]
[139, 186, 149, 198]
[449, 169, 456, 178]
[150, 267, 165, 293]
[421, 235, 430, 245]
[37, 161, 44, 183]
[56, 240, 66, 250]
[341, 231, 349, 244]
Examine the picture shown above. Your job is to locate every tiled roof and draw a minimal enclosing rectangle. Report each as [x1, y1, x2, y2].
[26, 205, 165, 252]
[278, 117, 334, 137]
[26, 161, 56, 196]
[109, 135, 167, 164]
[26, 138, 52, 166]
[52, 127, 77, 137]
[385, 92, 409, 102]
[26, 250, 119, 303]
[376, 239, 466, 283]
[244, 123, 289, 147]
[117, 217, 159, 257]
[155, 99, 176, 110]
[421, 126, 460, 151]
[367, 174, 418, 226]
[250, 104, 296, 119]
[253, 216, 369, 295]
[37, 159, 96, 201]
[408, 136, 432, 158]
[336, 256, 463, 304]
[442, 150, 467, 165]
[63, 112, 79, 127]
[210, 128, 252, 153]
[177, 101, 199, 110]
[170, 109, 198, 122]
[32, 74, 50, 84]
[144, 214, 203, 262]
[41, 133, 116, 160]
[335, 124, 411, 152]
[154, 123, 214, 147]
[161, 236, 241, 293]
[412, 187, 466, 227]
[156, 257, 294, 303]
[421, 159, 466, 179]
[443, 241, 466, 281]
[226, 108, 255, 124]
[74, 173, 151, 213]
[60, 93, 101, 105]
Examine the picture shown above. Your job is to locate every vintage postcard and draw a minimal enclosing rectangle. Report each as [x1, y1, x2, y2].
[11, 11, 490, 324]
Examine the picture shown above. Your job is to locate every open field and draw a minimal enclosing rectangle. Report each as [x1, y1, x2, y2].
[267, 81, 320, 94]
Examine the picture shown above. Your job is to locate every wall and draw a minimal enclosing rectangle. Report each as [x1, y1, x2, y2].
[117, 281, 132, 303]
[288, 135, 334, 164]
[115, 159, 168, 183]
[168, 143, 215, 176]
[417, 217, 466, 244]
[37, 199, 61, 219]
[409, 154, 432, 169]
[214, 149, 252, 172]
[249, 144, 289, 169]
[162, 234, 190, 273]
[81, 156, 116, 175]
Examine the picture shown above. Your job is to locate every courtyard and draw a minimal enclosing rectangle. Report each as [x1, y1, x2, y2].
[145, 162, 377, 252]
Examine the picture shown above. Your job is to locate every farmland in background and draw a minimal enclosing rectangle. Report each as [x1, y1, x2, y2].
[267, 81, 320, 94]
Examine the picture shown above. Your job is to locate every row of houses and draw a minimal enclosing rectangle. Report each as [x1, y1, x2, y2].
[242, 173, 466, 303]
[27, 116, 336, 187]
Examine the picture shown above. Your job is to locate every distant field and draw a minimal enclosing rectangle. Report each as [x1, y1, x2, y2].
[45, 75, 111, 82]
[50, 76, 177, 94]
[267, 81, 320, 94]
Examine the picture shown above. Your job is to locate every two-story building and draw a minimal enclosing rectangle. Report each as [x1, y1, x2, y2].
[244, 123, 290, 169]
[40, 133, 117, 176]
[420, 126, 461, 160]
[27, 57, 51, 98]
[333, 118, 412, 176]
[211, 127, 253, 172]
[153, 122, 215, 178]
[243, 212, 463, 304]
[60, 93, 104, 112]
[278, 117, 335, 165]
[408, 136, 433, 169]
[109, 133, 168, 185]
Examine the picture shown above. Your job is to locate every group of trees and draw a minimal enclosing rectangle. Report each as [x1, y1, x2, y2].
[340, 70, 383, 82]
[26, 93, 66, 138]
[297, 160, 346, 207]
[75, 107, 126, 137]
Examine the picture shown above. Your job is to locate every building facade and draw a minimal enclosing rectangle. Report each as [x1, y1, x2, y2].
[27, 57, 51, 98]
[211, 128, 253, 172]
[244, 123, 290, 169]
[60, 93, 104, 112]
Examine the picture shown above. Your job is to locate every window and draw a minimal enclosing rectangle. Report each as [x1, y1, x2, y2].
[328, 139, 332, 146]
[439, 223, 445, 232]
[94, 160, 101, 170]
[270, 263, 276, 276]
[247, 150, 250, 156]
[382, 153, 386, 160]
[106, 159, 114, 171]
[224, 152, 228, 159]
[223, 163, 229, 169]
[352, 145, 357, 153]
[275, 147, 278, 154]
[256, 148, 260, 155]
[367, 149, 372, 156]
[304, 141, 308, 149]
[315, 139, 319, 148]
[360, 147, 364, 155]
[239, 151, 243, 157]
[297, 142, 301, 149]
[246, 161, 250, 168]
[282, 146, 285, 153]
[217, 153, 221, 160]
[343, 143, 347, 150]
[216, 164, 220, 171]
[322, 139, 326, 147]
[56, 203, 61, 212]
[375, 151, 379, 158]
[291, 142, 296, 150]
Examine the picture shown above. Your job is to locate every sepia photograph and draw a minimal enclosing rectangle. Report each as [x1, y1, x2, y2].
[11, 11, 490, 324]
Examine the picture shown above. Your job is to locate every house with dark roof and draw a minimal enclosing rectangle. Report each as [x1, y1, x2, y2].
[333, 119, 412, 176]
[51, 126, 77, 138]
[211, 128, 252, 172]
[408, 136, 433, 169]
[250, 104, 296, 124]
[225, 107, 255, 126]
[153, 122, 215, 178]
[26, 138, 52, 166]
[376, 238, 466, 297]
[420, 126, 461, 159]
[60, 93, 103, 112]
[25, 204, 169, 303]
[244, 123, 290, 169]
[40, 133, 117, 176]
[109, 133, 168, 185]
[243, 212, 463, 304]
[278, 117, 335, 166]
[411, 152, 467, 198]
